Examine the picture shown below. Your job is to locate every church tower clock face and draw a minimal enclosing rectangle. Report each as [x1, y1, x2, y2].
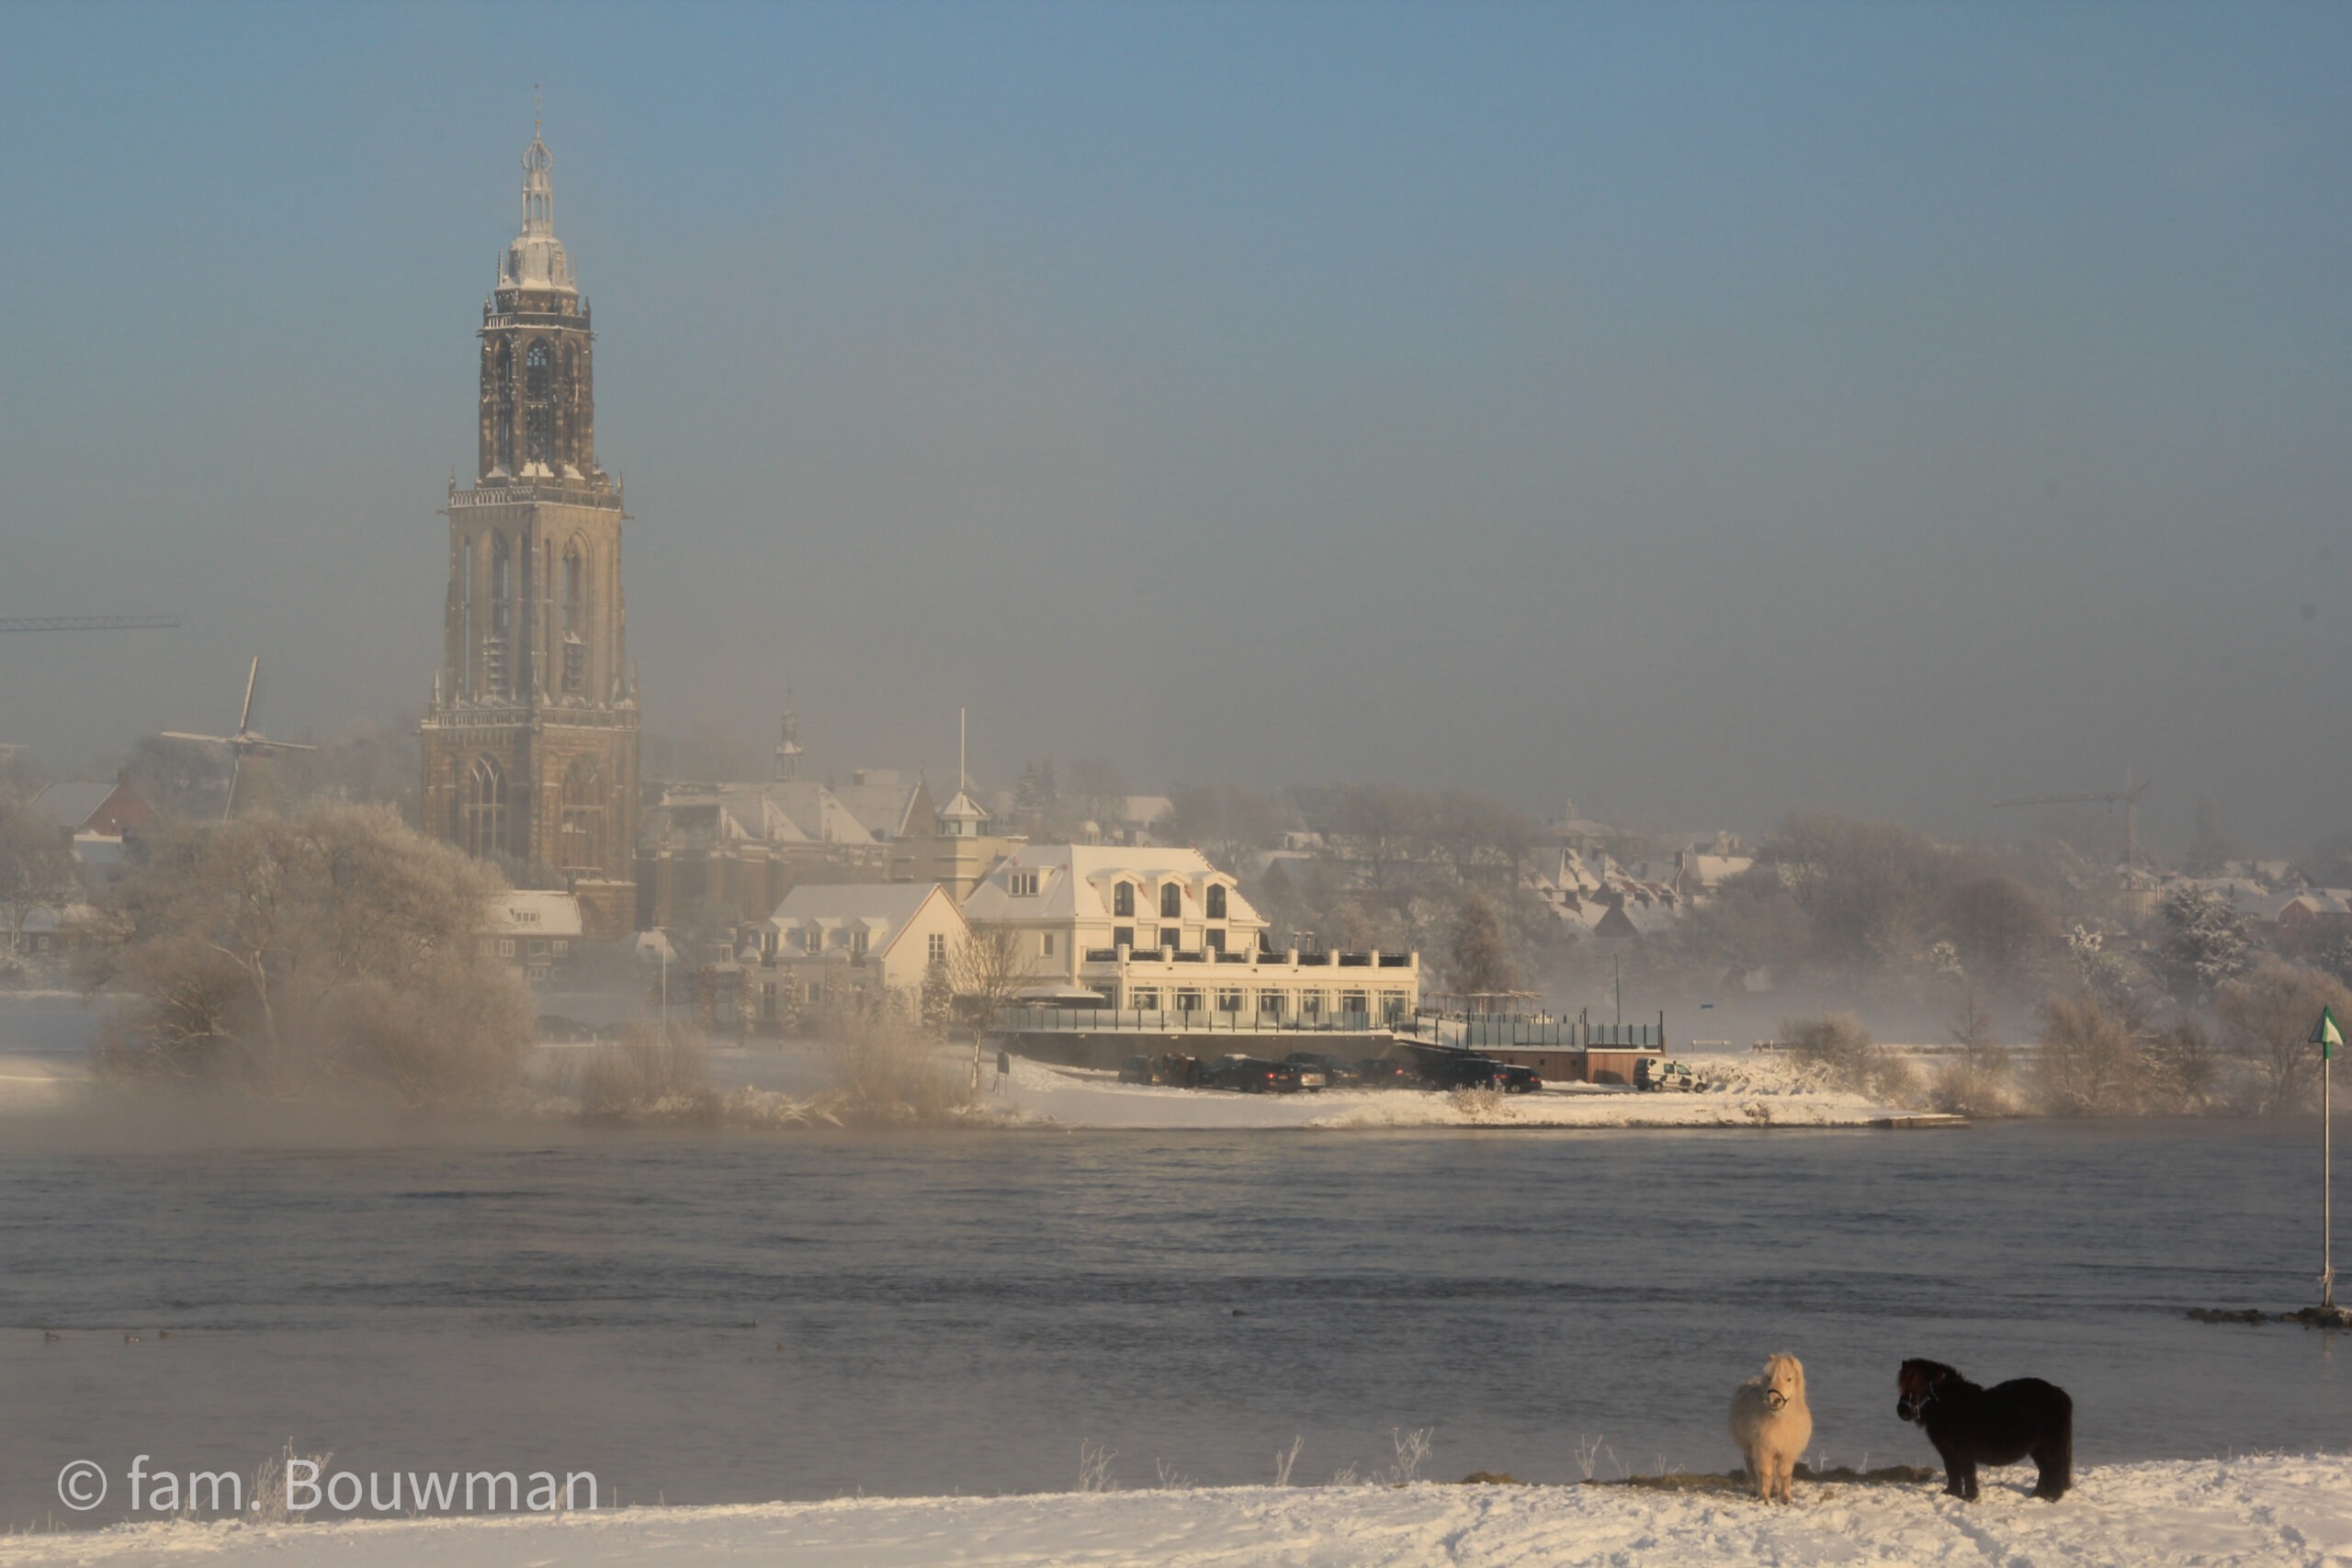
[420, 124, 641, 940]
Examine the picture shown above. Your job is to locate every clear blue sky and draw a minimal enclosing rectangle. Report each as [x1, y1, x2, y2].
[3, 2, 2347, 850]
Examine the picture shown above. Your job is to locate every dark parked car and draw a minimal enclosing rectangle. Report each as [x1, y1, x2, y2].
[1120, 1053, 1204, 1087]
[1415, 1053, 1544, 1094]
[1285, 1051, 1358, 1089]
[1208, 1055, 1307, 1093]
[1353, 1055, 1421, 1089]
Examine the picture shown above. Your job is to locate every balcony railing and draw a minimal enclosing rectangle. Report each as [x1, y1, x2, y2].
[1399, 1015, 1664, 1050]
[991, 1007, 1387, 1035]
[1070, 947, 1412, 970]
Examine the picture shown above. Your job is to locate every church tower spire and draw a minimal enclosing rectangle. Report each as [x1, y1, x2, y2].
[423, 119, 640, 940]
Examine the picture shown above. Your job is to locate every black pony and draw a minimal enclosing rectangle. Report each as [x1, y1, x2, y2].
[1895, 1358, 2073, 1501]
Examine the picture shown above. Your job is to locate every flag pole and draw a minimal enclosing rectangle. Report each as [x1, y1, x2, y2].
[2314, 1007, 2340, 1313]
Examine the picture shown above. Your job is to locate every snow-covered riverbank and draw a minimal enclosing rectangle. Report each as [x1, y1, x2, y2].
[8, 1455, 2344, 1566]
[987, 1050, 1924, 1130]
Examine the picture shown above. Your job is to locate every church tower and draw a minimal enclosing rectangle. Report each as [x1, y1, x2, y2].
[421, 126, 639, 936]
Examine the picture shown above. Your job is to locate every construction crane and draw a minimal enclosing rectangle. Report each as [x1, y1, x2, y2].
[0, 615, 179, 633]
[1995, 770, 2151, 867]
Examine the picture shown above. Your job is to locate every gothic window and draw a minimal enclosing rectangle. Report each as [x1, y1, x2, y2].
[486, 535, 512, 695]
[1206, 884, 1227, 919]
[457, 536, 473, 694]
[525, 343, 554, 467]
[461, 756, 506, 860]
[492, 342, 514, 474]
[559, 759, 605, 872]
[1113, 882, 1134, 918]
[561, 541, 585, 694]
[1159, 883, 1182, 919]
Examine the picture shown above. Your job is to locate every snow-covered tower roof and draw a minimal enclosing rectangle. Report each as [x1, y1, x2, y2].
[498, 129, 575, 295]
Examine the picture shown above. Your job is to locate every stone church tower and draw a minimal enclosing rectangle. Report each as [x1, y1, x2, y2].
[421, 127, 639, 936]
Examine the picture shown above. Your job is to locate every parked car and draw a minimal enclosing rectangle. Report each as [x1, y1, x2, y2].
[1208, 1055, 1306, 1093]
[1120, 1053, 1204, 1087]
[1414, 1054, 1544, 1095]
[1415, 1052, 1502, 1091]
[1353, 1055, 1421, 1089]
[1285, 1051, 1358, 1089]
[1634, 1055, 1704, 1091]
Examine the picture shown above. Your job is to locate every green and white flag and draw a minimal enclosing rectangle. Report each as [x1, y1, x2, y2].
[2312, 1007, 2342, 1060]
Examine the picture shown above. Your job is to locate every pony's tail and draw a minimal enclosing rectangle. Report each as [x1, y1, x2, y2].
[2040, 1390, 2074, 1499]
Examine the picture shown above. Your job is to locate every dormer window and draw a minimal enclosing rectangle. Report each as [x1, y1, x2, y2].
[1206, 885, 1227, 919]
[1159, 883, 1182, 919]
[1113, 882, 1135, 918]
[1011, 871, 1040, 897]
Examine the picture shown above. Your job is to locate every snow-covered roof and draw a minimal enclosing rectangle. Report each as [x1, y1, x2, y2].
[484, 889, 584, 938]
[960, 843, 1261, 928]
[767, 883, 965, 959]
[834, 772, 930, 840]
[772, 882, 935, 920]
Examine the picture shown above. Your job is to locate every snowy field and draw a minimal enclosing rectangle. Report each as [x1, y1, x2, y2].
[980, 1050, 1917, 1130]
[6, 1456, 2346, 1567]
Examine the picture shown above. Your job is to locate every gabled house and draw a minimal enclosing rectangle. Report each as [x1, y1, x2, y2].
[752, 881, 970, 1024]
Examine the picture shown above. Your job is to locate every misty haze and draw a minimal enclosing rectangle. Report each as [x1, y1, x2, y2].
[1, 5, 2347, 1566]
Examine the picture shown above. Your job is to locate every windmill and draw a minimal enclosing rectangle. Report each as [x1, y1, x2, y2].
[158, 658, 318, 820]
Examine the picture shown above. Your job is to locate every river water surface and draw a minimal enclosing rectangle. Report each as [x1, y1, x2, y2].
[1, 1119, 2345, 1527]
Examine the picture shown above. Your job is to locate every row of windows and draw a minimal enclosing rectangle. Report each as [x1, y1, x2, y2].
[1106, 882, 1227, 919]
[1117, 987, 1408, 1020]
[480, 936, 571, 959]
[1108, 927, 1228, 953]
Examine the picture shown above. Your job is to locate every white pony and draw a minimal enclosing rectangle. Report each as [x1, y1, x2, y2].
[1728, 1352, 1812, 1503]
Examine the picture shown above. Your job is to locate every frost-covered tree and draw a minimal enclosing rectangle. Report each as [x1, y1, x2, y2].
[1447, 892, 1517, 1001]
[82, 802, 532, 1103]
[2157, 886, 2252, 1005]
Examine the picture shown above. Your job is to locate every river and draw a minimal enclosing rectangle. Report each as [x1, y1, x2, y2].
[1, 1118, 2344, 1527]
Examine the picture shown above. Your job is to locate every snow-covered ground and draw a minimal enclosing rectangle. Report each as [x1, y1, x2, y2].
[7, 1456, 2345, 1566]
[983, 1050, 1917, 1130]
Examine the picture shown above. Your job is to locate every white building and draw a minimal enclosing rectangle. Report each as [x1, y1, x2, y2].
[754, 881, 970, 1021]
[961, 843, 1420, 1025]
[481, 889, 584, 985]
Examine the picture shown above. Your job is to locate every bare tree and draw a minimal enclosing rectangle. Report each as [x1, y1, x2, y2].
[2216, 960, 2350, 1117]
[2032, 992, 2145, 1117]
[83, 802, 533, 1104]
[0, 794, 76, 956]
[942, 925, 1046, 1085]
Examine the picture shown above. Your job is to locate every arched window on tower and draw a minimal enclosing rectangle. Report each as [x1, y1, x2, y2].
[525, 343, 554, 468]
[461, 756, 507, 860]
[487, 535, 512, 695]
[492, 341, 515, 475]
[559, 759, 605, 873]
[561, 540, 585, 694]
